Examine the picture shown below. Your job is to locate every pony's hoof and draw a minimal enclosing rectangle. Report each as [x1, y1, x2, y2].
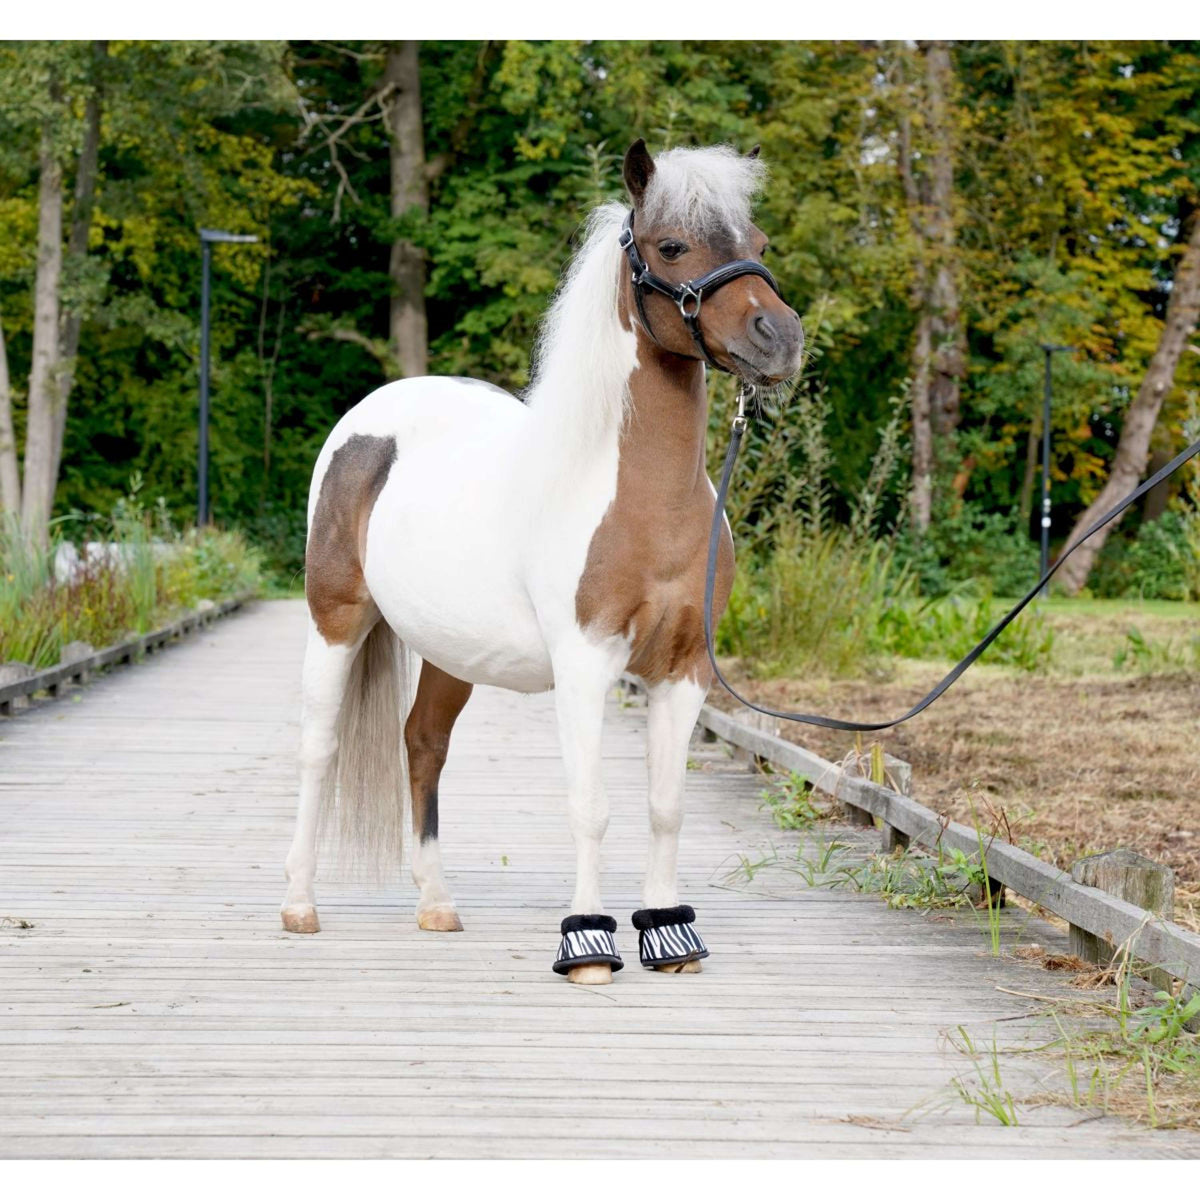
[567, 963, 613, 985]
[281, 905, 320, 934]
[417, 906, 463, 932]
[654, 959, 702, 974]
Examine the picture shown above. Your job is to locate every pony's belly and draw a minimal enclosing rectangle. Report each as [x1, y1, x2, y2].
[382, 592, 554, 693]
[364, 521, 554, 693]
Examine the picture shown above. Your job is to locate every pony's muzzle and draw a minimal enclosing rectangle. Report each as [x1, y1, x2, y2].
[732, 307, 804, 383]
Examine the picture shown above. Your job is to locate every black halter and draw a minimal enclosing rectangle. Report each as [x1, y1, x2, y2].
[617, 209, 781, 371]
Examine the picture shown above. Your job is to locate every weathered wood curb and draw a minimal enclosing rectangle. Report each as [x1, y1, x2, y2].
[620, 675, 1200, 989]
[0, 595, 253, 716]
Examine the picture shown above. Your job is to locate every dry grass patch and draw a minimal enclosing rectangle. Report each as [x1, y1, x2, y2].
[712, 600, 1200, 930]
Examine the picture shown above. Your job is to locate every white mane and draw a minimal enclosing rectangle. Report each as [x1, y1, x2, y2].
[524, 145, 765, 452]
[524, 201, 634, 450]
[640, 145, 766, 238]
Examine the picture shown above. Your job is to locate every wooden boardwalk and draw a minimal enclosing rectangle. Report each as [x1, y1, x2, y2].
[2, 598, 1198, 1158]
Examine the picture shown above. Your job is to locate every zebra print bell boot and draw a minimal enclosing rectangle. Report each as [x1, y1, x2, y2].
[632, 905, 710, 969]
[552, 913, 624, 975]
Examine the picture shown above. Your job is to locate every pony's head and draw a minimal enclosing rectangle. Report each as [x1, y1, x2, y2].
[621, 138, 803, 386]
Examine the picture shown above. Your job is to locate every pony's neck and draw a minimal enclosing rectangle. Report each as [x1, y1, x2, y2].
[622, 332, 709, 505]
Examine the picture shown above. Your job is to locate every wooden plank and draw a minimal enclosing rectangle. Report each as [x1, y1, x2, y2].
[2, 1136, 1189, 1160]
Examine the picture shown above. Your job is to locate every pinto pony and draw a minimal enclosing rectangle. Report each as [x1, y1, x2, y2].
[282, 139, 804, 983]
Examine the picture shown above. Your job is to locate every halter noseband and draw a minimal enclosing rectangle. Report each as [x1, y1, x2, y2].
[617, 209, 781, 372]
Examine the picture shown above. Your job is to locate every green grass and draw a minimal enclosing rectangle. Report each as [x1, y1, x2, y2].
[970, 939, 1200, 1129]
[947, 1026, 1021, 1126]
[833, 846, 988, 911]
[759, 771, 825, 831]
[1033, 596, 1200, 620]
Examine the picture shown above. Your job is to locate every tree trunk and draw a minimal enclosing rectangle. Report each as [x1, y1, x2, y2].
[21, 118, 65, 544]
[0, 310, 20, 515]
[909, 313, 934, 531]
[922, 41, 966, 441]
[384, 41, 429, 380]
[897, 42, 965, 534]
[51, 39, 107, 494]
[1056, 212, 1200, 594]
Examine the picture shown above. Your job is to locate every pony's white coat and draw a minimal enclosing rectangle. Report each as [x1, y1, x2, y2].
[286, 147, 762, 935]
[307, 203, 637, 695]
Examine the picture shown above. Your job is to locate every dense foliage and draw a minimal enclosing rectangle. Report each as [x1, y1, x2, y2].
[1, 40, 1197, 596]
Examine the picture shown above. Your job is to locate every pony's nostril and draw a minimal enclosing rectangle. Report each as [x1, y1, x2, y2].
[751, 313, 778, 349]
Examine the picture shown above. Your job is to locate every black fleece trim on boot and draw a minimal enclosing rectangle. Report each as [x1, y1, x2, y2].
[560, 913, 618, 935]
[631, 905, 696, 931]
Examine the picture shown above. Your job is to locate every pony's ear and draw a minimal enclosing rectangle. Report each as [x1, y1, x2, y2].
[623, 138, 655, 204]
[745, 144, 761, 159]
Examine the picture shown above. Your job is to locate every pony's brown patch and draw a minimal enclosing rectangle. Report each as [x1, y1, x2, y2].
[574, 351, 733, 686]
[306, 433, 396, 644]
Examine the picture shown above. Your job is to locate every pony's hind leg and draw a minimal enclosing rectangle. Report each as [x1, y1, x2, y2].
[405, 661, 473, 931]
[281, 619, 364, 933]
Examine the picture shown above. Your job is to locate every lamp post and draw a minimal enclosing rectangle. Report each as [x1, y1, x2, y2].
[1038, 343, 1073, 595]
[198, 228, 259, 527]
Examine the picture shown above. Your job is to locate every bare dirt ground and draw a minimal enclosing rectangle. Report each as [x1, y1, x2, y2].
[713, 599, 1200, 930]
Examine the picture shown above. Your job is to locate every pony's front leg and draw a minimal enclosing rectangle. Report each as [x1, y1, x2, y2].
[550, 637, 626, 985]
[636, 677, 711, 973]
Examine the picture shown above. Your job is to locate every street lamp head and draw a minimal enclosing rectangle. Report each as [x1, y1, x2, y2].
[1039, 343, 1074, 353]
[200, 228, 260, 244]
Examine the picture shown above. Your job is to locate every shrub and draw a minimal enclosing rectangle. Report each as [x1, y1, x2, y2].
[717, 376, 1053, 679]
[717, 377, 911, 678]
[1092, 511, 1197, 601]
[721, 522, 911, 678]
[876, 583, 1055, 672]
[895, 502, 1041, 599]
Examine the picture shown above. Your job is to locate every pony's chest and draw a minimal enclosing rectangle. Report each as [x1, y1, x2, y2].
[574, 489, 733, 685]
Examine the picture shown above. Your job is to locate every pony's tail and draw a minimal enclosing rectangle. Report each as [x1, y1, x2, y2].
[324, 620, 410, 879]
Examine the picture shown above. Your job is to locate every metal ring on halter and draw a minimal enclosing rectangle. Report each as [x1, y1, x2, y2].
[677, 286, 702, 319]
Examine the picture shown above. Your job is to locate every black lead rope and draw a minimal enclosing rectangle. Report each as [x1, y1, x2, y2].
[704, 399, 1200, 732]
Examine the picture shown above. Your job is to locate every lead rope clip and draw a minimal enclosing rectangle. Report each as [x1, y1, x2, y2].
[732, 385, 754, 434]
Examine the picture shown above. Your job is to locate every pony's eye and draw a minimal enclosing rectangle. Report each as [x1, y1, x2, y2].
[658, 241, 688, 261]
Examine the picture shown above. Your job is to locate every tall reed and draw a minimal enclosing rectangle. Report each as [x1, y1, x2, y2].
[1, 481, 262, 670]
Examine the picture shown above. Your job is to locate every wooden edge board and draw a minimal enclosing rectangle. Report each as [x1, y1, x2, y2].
[618, 674, 1200, 985]
[0, 596, 253, 708]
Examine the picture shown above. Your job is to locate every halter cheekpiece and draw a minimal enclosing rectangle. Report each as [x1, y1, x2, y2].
[618, 209, 781, 372]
